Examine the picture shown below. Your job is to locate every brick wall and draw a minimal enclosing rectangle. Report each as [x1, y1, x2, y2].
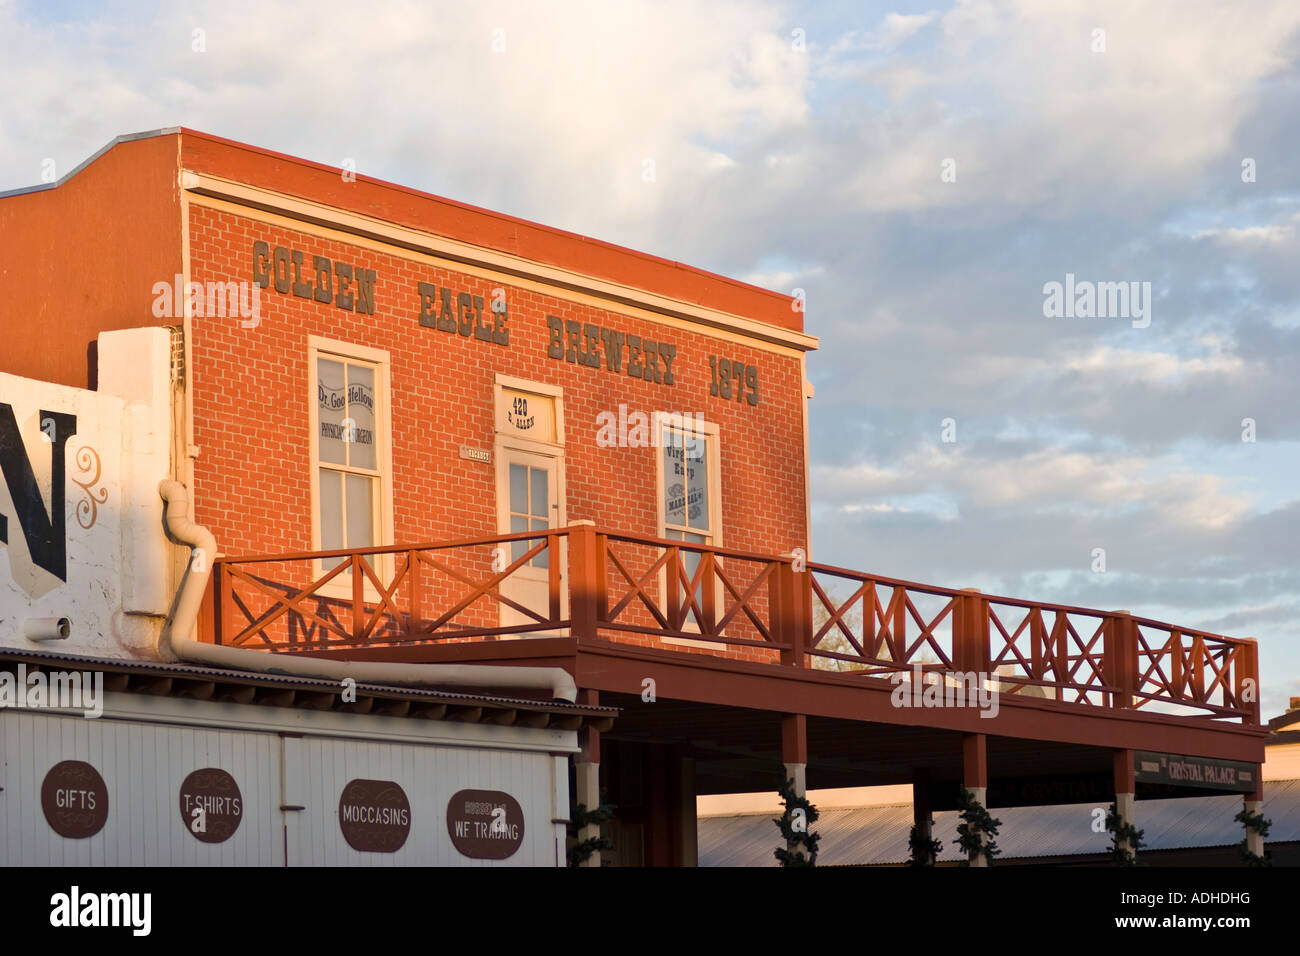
[189, 204, 807, 663]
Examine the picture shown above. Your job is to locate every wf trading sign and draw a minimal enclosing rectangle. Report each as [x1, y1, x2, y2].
[0, 337, 171, 654]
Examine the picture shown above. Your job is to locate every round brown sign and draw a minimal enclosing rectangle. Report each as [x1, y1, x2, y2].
[447, 789, 525, 860]
[338, 779, 411, 852]
[179, 768, 244, 843]
[41, 760, 109, 839]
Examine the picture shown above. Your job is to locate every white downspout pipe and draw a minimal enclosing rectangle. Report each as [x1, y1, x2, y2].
[158, 480, 578, 701]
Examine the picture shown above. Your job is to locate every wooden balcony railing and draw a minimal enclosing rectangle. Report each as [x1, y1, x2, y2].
[200, 523, 1261, 725]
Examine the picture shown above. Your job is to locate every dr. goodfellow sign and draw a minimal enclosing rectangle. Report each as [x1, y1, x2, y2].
[446, 789, 525, 860]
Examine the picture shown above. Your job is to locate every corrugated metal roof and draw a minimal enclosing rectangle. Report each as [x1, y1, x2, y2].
[700, 779, 1300, 866]
[0, 647, 615, 716]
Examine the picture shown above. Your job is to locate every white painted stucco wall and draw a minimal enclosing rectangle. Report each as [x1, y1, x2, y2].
[0, 327, 172, 657]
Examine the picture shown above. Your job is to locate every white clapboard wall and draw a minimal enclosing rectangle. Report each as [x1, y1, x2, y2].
[0, 693, 573, 867]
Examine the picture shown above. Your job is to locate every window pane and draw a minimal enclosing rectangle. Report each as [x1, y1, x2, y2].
[530, 467, 549, 519]
[345, 473, 374, 549]
[509, 464, 527, 514]
[530, 517, 549, 568]
[319, 469, 344, 549]
[685, 439, 710, 532]
[510, 514, 529, 562]
[346, 363, 377, 470]
[319, 468, 344, 572]
[663, 437, 687, 528]
[317, 358, 347, 465]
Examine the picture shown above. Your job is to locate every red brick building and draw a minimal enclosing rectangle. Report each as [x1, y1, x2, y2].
[1, 129, 1269, 867]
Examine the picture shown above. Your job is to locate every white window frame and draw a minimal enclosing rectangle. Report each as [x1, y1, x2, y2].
[655, 417, 722, 648]
[308, 336, 394, 595]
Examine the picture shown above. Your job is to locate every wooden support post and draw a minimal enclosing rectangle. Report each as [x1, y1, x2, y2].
[781, 713, 808, 862]
[575, 688, 602, 867]
[1113, 749, 1136, 861]
[674, 749, 698, 867]
[1244, 772, 1266, 858]
[912, 769, 935, 866]
[963, 733, 988, 867]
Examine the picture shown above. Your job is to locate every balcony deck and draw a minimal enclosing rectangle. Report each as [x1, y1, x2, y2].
[199, 524, 1267, 794]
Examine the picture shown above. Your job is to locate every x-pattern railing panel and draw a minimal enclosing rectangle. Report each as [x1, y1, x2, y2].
[597, 535, 779, 649]
[213, 531, 569, 650]
[206, 527, 1260, 725]
[804, 562, 1256, 722]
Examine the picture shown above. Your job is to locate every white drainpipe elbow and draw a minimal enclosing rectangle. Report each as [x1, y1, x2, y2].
[157, 480, 578, 702]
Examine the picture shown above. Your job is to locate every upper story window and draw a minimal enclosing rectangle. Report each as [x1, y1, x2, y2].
[660, 418, 718, 547]
[658, 417, 721, 638]
[309, 338, 392, 570]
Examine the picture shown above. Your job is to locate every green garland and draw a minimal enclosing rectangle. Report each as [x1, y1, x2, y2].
[567, 800, 616, 867]
[908, 823, 942, 867]
[773, 777, 821, 866]
[1234, 807, 1272, 867]
[953, 788, 1000, 866]
[1105, 803, 1145, 866]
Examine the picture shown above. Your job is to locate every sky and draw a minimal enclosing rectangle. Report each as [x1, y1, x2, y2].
[2, 0, 1299, 718]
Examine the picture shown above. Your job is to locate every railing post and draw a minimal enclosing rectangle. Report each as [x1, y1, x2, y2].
[699, 550, 717, 635]
[665, 545, 681, 631]
[1050, 610, 1069, 692]
[954, 588, 990, 677]
[548, 533, 563, 623]
[568, 520, 599, 641]
[1028, 608, 1046, 684]
[777, 555, 806, 668]
[352, 554, 365, 643]
[220, 562, 238, 646]
[889, 586, 907, 663]
[408, 549, 422, 628]
[200, 562, 220, 645]
[1235, 638, 1260, 725]
[1169, 630, 1184, 699]
[1106, 611, 1138, 709]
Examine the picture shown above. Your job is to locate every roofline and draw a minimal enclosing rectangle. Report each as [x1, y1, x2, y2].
[0, 127, 180, 200]
[1, 127, 808, 338]
[1269, 709, 1300, 733]
[175, 126, 797, 311]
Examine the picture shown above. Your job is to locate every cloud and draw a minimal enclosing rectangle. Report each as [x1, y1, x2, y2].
[4, 0, 1300, 698]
